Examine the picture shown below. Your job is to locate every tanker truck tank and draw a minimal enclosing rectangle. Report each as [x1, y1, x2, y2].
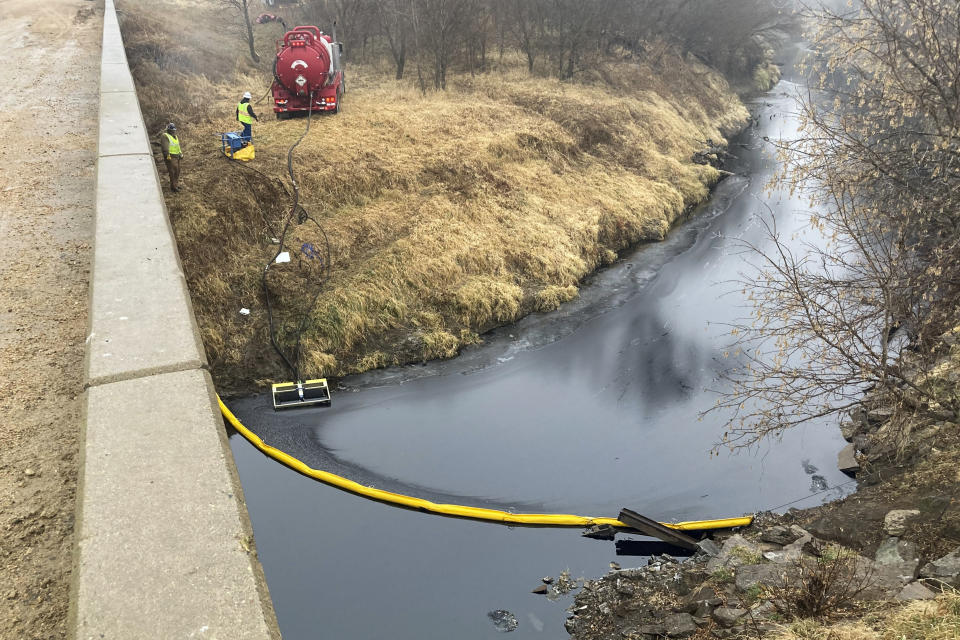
[271, 25, 344, 118]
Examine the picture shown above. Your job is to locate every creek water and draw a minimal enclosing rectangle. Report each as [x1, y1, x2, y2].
[228, 53, 854, 639]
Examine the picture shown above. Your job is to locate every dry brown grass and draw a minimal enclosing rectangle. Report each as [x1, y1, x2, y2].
[119, 0, 749, 391]
[772, 591, 960, 640]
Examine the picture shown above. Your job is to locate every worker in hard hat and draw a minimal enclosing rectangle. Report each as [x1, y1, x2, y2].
[236, 91, 259, 143]
[159, 122, 183, 193]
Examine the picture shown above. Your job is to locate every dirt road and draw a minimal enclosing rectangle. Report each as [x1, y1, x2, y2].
[0, 0, 100, 637]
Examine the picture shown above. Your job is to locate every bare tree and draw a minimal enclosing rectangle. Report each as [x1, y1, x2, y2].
[510, 0, 541, 73]
[378, 0, 410, 79]
[712, 0, 960, 449]
[409, 0, 427, 94]
[218, 0, 260, 64]
[416, 0, 468, 89]
[464, 0, 491, 75]
[273, 0, 795, 86]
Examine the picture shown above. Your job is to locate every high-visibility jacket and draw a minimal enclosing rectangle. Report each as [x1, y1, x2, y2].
[163, 132, 181, 156]
[237, 101, 253, 125]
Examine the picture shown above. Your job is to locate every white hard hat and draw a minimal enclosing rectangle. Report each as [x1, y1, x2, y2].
[243, 91, 252, 100]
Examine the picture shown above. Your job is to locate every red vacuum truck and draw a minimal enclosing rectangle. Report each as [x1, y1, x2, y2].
[271, 25, 344, 118]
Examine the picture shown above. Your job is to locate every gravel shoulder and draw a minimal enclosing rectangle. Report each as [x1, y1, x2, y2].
[0, 0, 100, 636]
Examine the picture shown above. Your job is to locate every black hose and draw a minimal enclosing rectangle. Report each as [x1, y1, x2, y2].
[220, 88, 333, 382]
[253, 84, 274, 106]
[261, 91, 333, 382]
[289, 214, 332, 373]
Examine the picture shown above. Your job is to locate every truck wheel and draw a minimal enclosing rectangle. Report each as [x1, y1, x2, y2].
[333, 90, 342, 114]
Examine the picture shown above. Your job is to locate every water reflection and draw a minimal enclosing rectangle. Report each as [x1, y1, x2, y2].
[228, 47, 855, 640]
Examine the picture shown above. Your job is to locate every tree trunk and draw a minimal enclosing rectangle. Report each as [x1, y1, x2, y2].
[439, 55, 448, 90]
[396, 36, 406, 80]
[497, 18, 505, 60]
[241, 0, 260, 64]
[410, 0, 426, 95]
[564, 43, 577, 79]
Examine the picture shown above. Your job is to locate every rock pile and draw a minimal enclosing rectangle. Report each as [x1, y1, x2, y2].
[566, 516, 960, 640]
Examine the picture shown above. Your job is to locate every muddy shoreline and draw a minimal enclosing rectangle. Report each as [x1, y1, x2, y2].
[222, 32, 953, 640]
[215, 38, 790, 399]
[219, 160, 748, 399]
[226, 61, 866, 638]
[215, 129, 752, 398]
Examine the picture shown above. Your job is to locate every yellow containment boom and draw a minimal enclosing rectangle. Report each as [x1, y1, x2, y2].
[218, 396, 753, 532]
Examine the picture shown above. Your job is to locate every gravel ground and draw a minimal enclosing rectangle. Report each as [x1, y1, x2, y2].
[0, 0, 100, 637]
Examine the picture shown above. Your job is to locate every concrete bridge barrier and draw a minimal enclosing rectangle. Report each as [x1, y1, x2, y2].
[69, 1, 280, 637]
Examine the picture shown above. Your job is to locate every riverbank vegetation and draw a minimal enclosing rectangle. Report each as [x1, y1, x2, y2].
[707, 1, 960, 635]
[774, 591, 960, 640]
[118, 0, 795, 391]
[718, 0, 960, 447]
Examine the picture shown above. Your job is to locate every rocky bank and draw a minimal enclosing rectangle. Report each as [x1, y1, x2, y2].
[565, 336, 960, 638]
[566, 516, 959, 639]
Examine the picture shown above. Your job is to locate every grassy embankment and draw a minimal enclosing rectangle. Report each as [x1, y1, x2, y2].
[120, 0, 748, 392]
[773, 591, 960, 640]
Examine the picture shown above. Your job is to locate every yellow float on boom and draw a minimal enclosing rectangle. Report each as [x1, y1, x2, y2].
[218, 396, 754, 532]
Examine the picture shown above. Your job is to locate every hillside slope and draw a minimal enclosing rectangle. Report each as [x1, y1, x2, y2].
[119, 0, 749, 391]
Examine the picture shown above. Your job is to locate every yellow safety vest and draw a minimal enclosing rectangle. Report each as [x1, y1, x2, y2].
[237, 101, 253, 124]
[163, 132, 181, 156]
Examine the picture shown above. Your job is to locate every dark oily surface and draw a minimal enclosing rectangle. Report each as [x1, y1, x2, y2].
[228, 62, 854, 639]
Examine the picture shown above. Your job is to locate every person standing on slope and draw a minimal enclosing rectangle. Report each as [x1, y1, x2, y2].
[236, 91, 259, 142]
[159, 122, 182, 193]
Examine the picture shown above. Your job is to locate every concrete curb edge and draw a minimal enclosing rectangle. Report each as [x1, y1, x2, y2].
[68, 1, 281, 637]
